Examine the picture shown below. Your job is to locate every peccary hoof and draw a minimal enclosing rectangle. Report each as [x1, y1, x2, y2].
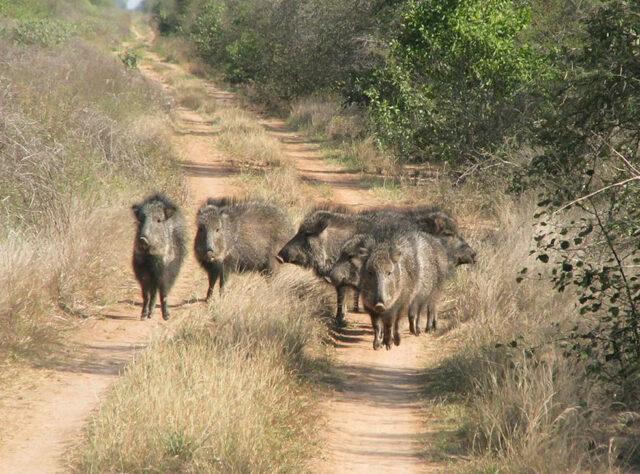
[373, 340, 381, 350]
[394, 334, 401, 346]
[334, 316, 347, 329]
[385, 343, 392, 350]
[162, 311, 171, 321]
[140, 313, 148, 321]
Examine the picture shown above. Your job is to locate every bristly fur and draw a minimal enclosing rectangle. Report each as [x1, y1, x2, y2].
[194, 198, 294, 300]
[135, 192, 179, 211]
[309, 202, 352, 214]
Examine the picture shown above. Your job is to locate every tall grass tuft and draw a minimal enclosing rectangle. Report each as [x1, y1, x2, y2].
[427, 195, 636, 471]
[214, 107, 287, 168]
[0, 37, 184, 371]
[71, 268, 333, 473]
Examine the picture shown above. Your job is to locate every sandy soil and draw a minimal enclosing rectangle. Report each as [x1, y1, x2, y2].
[0, 26, 444, 474]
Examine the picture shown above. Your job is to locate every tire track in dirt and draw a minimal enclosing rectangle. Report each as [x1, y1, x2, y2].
[256, 119, 437, 473]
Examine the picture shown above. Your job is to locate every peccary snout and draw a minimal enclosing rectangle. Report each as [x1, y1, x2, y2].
[205, 249, 216, 262]
[137, 236, 150, 252]
[374, 302, 386, 313]
[276, 242, 306, 266]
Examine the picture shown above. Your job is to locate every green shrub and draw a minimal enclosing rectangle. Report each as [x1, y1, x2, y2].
[11, 19, 78, 46]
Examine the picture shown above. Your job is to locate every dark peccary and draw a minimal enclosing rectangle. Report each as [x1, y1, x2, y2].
[194, 198, 294, 300]
[277, 205, 470, 326]
[360, 231, 448, 350]
[328, 215, 475, 332]
[276, 207, 386, 326]
[132, 193, 187, 321]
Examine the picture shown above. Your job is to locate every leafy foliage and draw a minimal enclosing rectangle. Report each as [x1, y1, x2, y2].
[348, 0, 542, 163]
[529, 0, 640, 398]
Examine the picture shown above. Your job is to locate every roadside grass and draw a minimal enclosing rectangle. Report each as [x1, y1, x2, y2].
[0, 34, 184, 389]
[70, 267, 334, 473]
[289, 96, 396, 174]
[418, 194, 639, 472]
[213, 107, 288, 168]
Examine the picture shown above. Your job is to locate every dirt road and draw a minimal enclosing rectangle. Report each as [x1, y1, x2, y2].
[0, 27, 440, 473]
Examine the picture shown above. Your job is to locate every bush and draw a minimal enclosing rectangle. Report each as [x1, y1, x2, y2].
[11, 19, 78, 46]
[348, 0, 542, 164]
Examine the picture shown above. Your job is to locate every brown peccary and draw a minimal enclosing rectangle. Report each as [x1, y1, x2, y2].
[194, 198, 294, 301]
[360, 231, 449, 350]
[132, 193, 187, 321]
[277, 205, 471, 326]
[276, 207, 385, 326]
[328, 211, 475, 331]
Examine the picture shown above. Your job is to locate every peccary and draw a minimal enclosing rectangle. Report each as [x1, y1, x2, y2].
[360, 231, 448, 350]
[194, 198, 293, 300]
[327, 209, 475, 328]
[277, 205, 471, 326]
[329, 227, 475, 294]
[132, 193, 187, 321]
[276, 207, 385, 325]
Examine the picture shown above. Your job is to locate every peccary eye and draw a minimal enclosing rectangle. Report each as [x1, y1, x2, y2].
[215, 228, 220, 233]
[156, 218, 162, 223]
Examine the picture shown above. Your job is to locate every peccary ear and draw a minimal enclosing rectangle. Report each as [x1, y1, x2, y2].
[390, 248, 401, 263]
[131, 204, 141, 221]
[430, 213, 458, 235]
[308, 214, 330, 235]
[357, 247, 370, 259]
[164, 204, 177, 219]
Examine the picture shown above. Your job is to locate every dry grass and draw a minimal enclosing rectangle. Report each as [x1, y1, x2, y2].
[70, 268, 334, 473]
[421, 193, 639, 472]
[0, 37, 184, 382]
[288, 97, 396, 174]
[214, 107, 287, 168]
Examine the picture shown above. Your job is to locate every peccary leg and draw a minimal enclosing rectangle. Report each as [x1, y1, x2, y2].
[382, 321, 393, 350]
[425, 302, 437, 332]
[206, 265, 220, 302]
[393, 316, 401, 346]
[408, 308, 417, 336]
[218, 265, 226, 294]
[413, 303, 426, 336]
[335, 285, 348, 327]
[370, 313, 383, 350]
[352, 290, 360, 312]
[146, 286, 157, 319]
[140, 285, 150, 319]
[159, 286, 170, 321]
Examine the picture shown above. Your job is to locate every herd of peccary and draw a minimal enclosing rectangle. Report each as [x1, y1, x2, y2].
[131, 193, 476, 350]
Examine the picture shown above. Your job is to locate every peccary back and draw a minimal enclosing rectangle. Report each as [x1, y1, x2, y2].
[132, 193, 187, 321]
[194, 198, 293, 300]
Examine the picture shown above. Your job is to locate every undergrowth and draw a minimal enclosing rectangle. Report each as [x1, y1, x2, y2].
[71, 268, 333, 473]
[0, 35, 183, 376]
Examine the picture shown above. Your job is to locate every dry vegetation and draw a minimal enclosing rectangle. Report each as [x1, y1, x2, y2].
[288, 97, 397, 175]
[413, 191, 640, 472]
[0, 33, 184, 387]
[71, 267, 334, 473]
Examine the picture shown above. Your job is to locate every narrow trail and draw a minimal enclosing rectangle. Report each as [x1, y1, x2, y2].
[0, 25, 444, 473]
